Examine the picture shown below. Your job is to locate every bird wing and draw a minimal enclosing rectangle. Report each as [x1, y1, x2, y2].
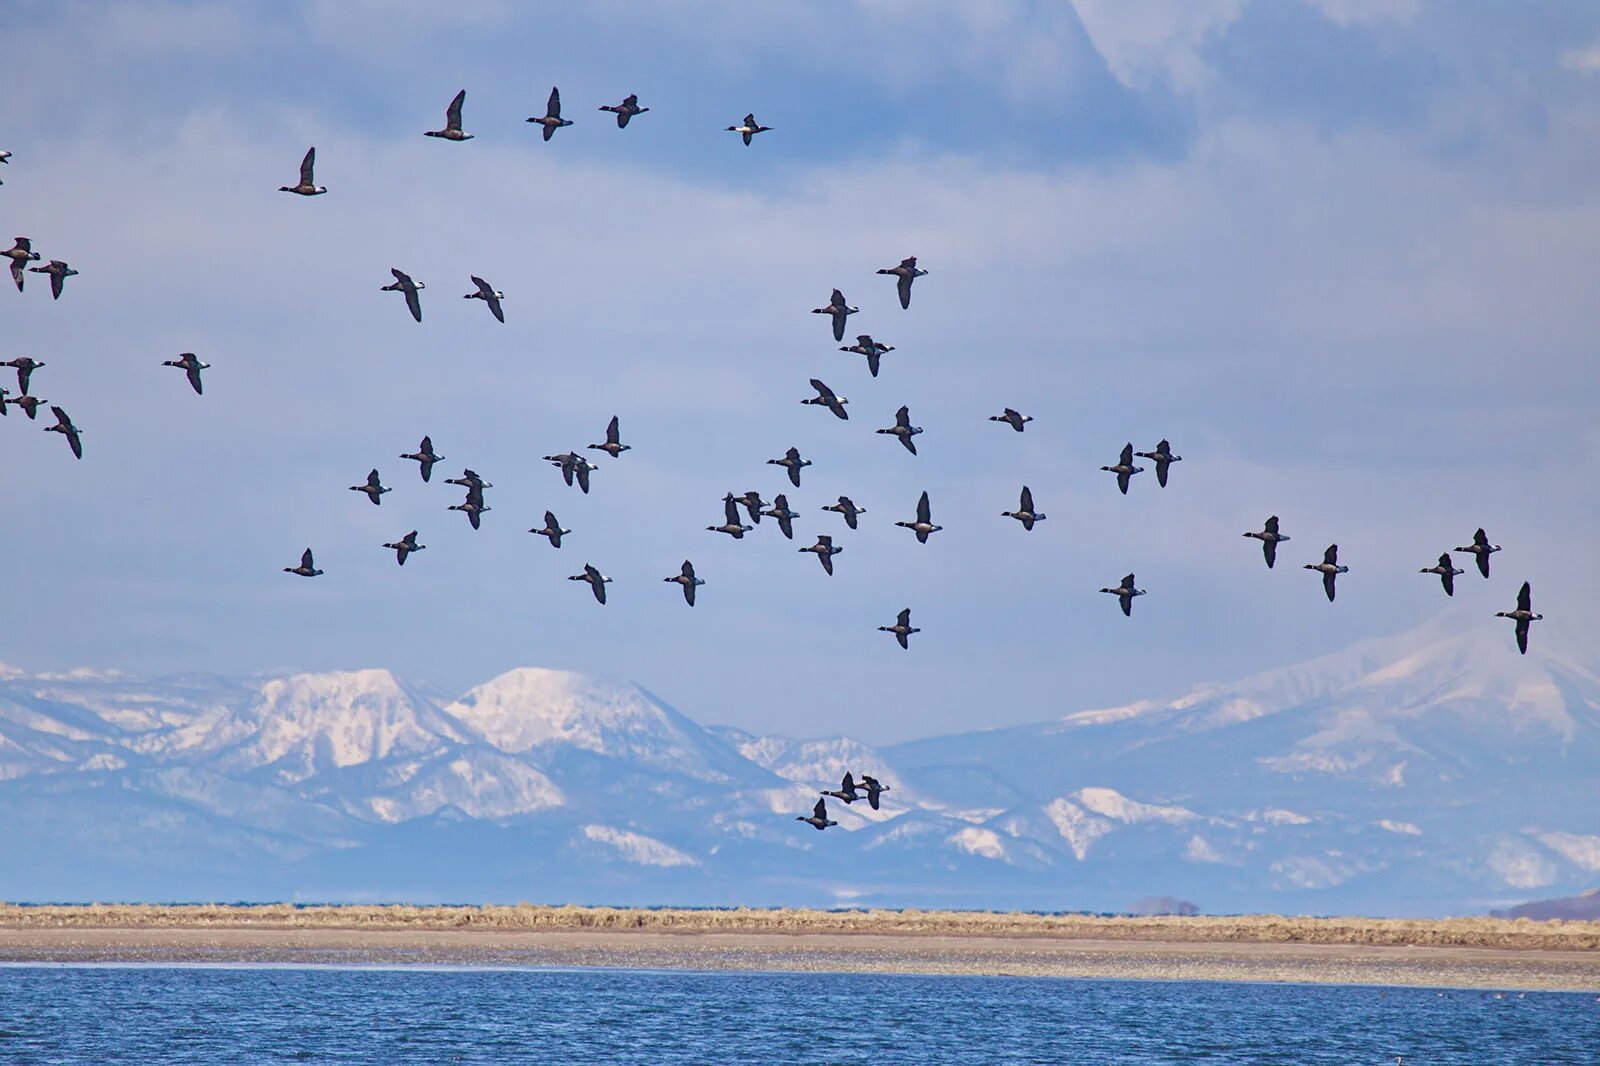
[724, 497, 741, 525]
[897, 273, 912, 309]
[917, 491, 931, 524]
[1323, 571, 1337, 602]
[576, 464, 591, 493]
[897, 608, 911, 628]
[1476, 551, 1490, 579]
[1120, 594, 1132, 616]
[1474, 527, 1489, 548]
[1117, 472, 1129, 494]
[1442, 569, 1454, 597]
[404, 285, 421, 321]
[50, 405, 69, 427]
[300, 147, 316, 185]
[820, 552, 834, 575]
[744, 113, 756, 127]
[866, 350, 880, 377]
[1265, 515, 1279, 535]
[471, 275, 492, 297]
[486, 292, 504, 322]
[366, 469, 382, 489]
[606, 415, 620, 445]
[1518, 581, 1531, 612]
[1020, 486, 1034, 512]
[830, 288, 846, 308]
[1155, 461, 1169, 487]
[9, 261, 22, 292]
[895, 405, 910, 428]
[187, 365, 203, 394]
[681, 560, 696, 580]
[1123, 574, 1136, 590]
[1324, 544, 1338, 566]
[1516, 618, 1529, 654]
[813, 798, 828, 820]
[810, 378, 833, 400]
[547, 86, 562, 119]
[1119, 443, 1134, 465]
[301, 548, 315, 570]
[446, 89, 465, 129]
[1263, 539, 1277, 568]
[50, 271, 63, 299]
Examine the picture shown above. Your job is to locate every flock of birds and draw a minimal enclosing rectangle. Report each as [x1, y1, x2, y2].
[1, 86, 1548, 835]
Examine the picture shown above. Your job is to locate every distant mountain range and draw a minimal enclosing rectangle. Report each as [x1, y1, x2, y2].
[2, 615, 1596, 915]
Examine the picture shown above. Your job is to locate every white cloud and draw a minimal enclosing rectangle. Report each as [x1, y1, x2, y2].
[1071, 0, 1245, 91]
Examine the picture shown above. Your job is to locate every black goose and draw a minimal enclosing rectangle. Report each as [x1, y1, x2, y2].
[664, 560, 705, 606]
[840, 335, 893, 377]
[800, 534, 842, 576]
[463, 276, 505, 322]
[160, 352, 208, 395]
[279, 147, 327, 195]
[349, 469, 390, 505]
[1495, 582, 1543, 655]
[1243, 516, 1290, 569]
[822, 772, 860, 804]
[1135, 439, 1182, 487]
[1002, 486, 1045, 530]
[797, 797, 837, 831]
[29, 260, 77, 300]
[876, 405, 922, 454]
[859, 774, 891, 810]
[544, 451, 598, 493]
[44, 405, 82, 458]
[762, 494, 800, 539]
[726, 113, 772, 145]
[6, 393, 43, 420]
[1454, 528, 1501, 578]
[990, 407, 1032, 432]
[877, 256, 927, 309]
[587, 415, 630, 458]
[400, 436, 443, 482]
[449, 484, 490, 529]
[599, 93, 649, 128]
[444, 468, 491, 491]
[527, 87, 573, 141]
[811, 289, 858, 343]
[708, 495, 753, 539]
[1100, 443, 1143, 494]
[283, 548, 323, 578]
[4, 238, 40, 292]
[1419, 553, 1464, 597]
[529, 510, 570, 548]
[878, 607, 921, 649]
[381, 268, 424, 322]
[895, 490, 942, 543]
[4, 356, 44, 394]
[570, 563, 612, 604]
[424, 89, 473, 140]
[768, 446, 811, 487]
[803, 378, 849, 420]
[1099, 573, 1145, 616]
[822, 496, 866, 530]
[1304, 544, 1349, 602]
[732, 491, 767, 524]
[383, 530, 425, 566]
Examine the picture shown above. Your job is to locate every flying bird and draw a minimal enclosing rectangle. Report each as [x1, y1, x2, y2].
[1495, 582, 1543, 655]
[383, 531, 425, 566]
[5, 393, 44, 420]
[877, 256, 927, 309]
[859, 775, 891, 810]
[796, 797, 837, 831]
[1243, 516, 1290, 569]
[800, 534, 842, 576]
[160, 352, 208, 395]
[463, 276, 505, 322]
[1305, 544, 1349, 602]
[811, 288, 858, 343]
[527, 86, 573, 140]
[29, 260, 77, 300]
[840, 335, 893, 378]
[278, 147, 327, 195]
[822, 496, 866, 530]
[449, 484, 491, 530]
[1454, 528, 1501, 579]
[349, 469, 390, 506]
[726, 113, 772, 145]
[4, 238, 40, 291]
[876, 405, 922, 454]
[544, 451, 598, 493]
[570, 563, 613, 604]
[283, 548, 323, 578]
[768, 447, 811, 487]
[762, 494, 800, 540]
[44, 405, 82, 458]
[381, 268, 424, 322]
[732, 491, 767, 524]
[803, 378, 849, 420]
[822, 773, 860, 804]
[990, 408, 1032, 432]
[1002, 486, 1046, 530]
[599, 93, 649, 128]
[444, 468, 491, 491]
[1135, 439, 1182, 488]
[1419, 553, 1464, 597]
[1100, 443, 1144, 494]
[424, 89, 473, 140]
[878, 608, 921, 649]
[4, 356, 44, 394]
[708, 495, 754, 539]
[400, 436, 443, 482]
[1099, 573, 1146, 616]
[664, 560, 705, 606]
[529, 510, 570, 548]
[587, 415, 630, 458]
[895, 491, 942, 543]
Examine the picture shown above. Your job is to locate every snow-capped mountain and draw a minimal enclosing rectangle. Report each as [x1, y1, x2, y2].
[0, 616, 1595, 914]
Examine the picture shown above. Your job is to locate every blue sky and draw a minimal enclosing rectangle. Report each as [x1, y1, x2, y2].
[3, 0, 1598, 742]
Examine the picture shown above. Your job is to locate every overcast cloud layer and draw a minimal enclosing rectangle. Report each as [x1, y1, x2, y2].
[2, 0, 1597, 742]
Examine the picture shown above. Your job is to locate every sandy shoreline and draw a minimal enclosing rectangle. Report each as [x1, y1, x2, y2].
[2, 906, 1598, 989]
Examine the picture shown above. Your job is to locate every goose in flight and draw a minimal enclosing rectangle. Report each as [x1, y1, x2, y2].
[349, 468, 390, 506]
[400, 436, 443, 482]
[877, 405, 923, 455]
[545, 451, 598, 493]
[44, 405, 82, 458]
[381, 268, 424, 322]
[768, 446, 811, 487]
[822, 772, 860, 804]
[1243, 516, 1290, 569]
[1305, 544, 1349, 602]
[879, 607, 921, 649]
[762, 494, 800, 539]
[803, 378, 849, 420]
[283, 548, 323, 578]
[822, 496, 866, 530]
[527, 87, 572, 141]
[812, 289, 858, 343]
[599, 93, 649, 128]
[708, 495, 753, 539]
[570, 563, 613, 604]
[1099, 574, 1145, 616]
[1455, 528, 1501, 578]
[6, 393, 44, 420]
[4, 356, 44, 394]
[4, 238, 40, 291]
[797, 797, 837, 831]
[1495, 582, 1543, 655]
[839, 334, 893, 378]
[383, 530, 425, 566]
[424, 89, 473, 140]
[449, 484, 490, 529]
[160, 352, 208, 395]
[896, 491, 942, 543]
[664, 559, 705, 605]
[1135, 439, 1182, 488]
[444, 468, 491, 491]
[859, 774, 891, 810]
[29, 260, 77, 300]
[877, 256, 927, 309]
[800, 534, 842, 576]
[726, 113, 772, 145]
[463, 276, 505, 322]
[732, 491, 767, 524]
[1101, 444, 1144, 494]
[1419, 553, 1464, 597]
[1002, 486, 1045, 530]
[529, 510, 570, 548]
[279, 147, 327, 195]
[587, 415, 630, 458]
[990, 407, 1032, 432]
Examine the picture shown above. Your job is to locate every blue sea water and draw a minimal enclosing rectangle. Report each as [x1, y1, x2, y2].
[0, 966, 1595, 1064]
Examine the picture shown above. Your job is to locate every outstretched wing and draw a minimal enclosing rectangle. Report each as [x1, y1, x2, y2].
[897, 608, 911, 628]
[547, 86, 562, 119]
[404, 285, 422, 322]
[1264, 515, 1279, 535]
[1020, 486, 1034, 512]
[916, 491, 931, 525]
[575, 463, 591, 494]
[1517, 581, 1531, 613]
[1323, 570, 1337, 602]
[606, 415, 620, 445]
[301, 548, 315, 570]
[810, 378, 834, 401]
[813, 798, 828, 820]
[187, 365, 204, 395]
[895, 405, 911, 428]
[1119, 443, 1134, 465]
[1323, 544, 1338, 566]
[471, 275, 493, 298]
[300, 147, 316, 185]
[446, 89, 465, 129]
[724, 497, 741, 525]
[1474, 527, 1489, 548]
[1263, 539, 1277, 568]
[897, 273, 912, 309]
